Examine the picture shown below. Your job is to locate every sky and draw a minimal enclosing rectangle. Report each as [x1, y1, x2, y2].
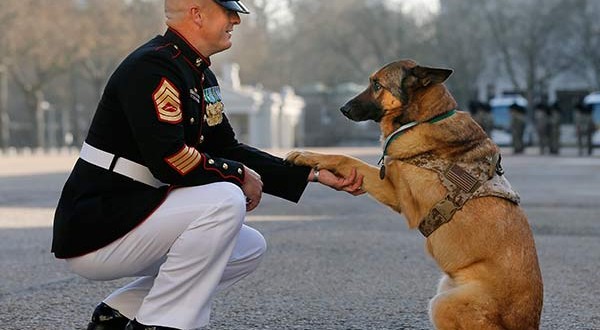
[392, 0, 441, 24]
[394, 0, 441, 13]
[264, 0, 441, 30]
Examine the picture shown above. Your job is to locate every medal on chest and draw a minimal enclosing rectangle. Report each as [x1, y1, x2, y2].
[203, 86, 224, 126]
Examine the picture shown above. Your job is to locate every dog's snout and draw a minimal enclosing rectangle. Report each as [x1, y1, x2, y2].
[340, 104, 351, 116]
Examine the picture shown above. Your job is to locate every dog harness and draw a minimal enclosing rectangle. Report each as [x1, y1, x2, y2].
[404, 153, 521, 237]
[377, 109, 520, 237]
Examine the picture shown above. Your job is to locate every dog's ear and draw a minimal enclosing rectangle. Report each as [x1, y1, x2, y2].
[411, 66, 453, 87]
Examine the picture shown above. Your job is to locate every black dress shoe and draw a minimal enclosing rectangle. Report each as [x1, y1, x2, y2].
[125, 319, 179, 330]
[86, 302, 130, 330]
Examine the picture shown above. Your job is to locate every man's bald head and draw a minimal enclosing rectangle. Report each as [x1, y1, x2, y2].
[164, 0, 241, 56]
[165, 0, 208, 26]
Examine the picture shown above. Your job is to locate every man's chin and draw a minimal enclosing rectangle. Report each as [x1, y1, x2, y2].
[218, 42, 233, 53]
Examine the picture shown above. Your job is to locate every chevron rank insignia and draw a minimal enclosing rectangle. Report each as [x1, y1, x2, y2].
[165, 145, 202, 175]
[153, 78, 182, 124]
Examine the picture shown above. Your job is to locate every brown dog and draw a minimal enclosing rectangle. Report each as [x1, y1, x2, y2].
[286, 59, 543, 329]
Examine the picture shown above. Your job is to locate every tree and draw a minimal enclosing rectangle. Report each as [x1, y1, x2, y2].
[71, 0, 164, 146]
[224, 0, 423, 89]
[286, 0, 423, 86]
[0, 3, 19, 149]
[573, 0, 600, 90]
[431, 0, 490, 108]
[219, 0, 274, 86]
[5, 0, 79, 148]
[480, 0, 577, 109]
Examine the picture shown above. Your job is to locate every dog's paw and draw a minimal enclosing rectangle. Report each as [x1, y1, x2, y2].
[285, 150, 320, 167]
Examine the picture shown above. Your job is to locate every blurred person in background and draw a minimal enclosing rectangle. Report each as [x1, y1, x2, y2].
[548, 101, 561, 155]
[469, 100, 493, 136]
[479, 101, 494, 136]
[52, 1, 364, 329]
[575, 100, 595, 156]
[510, 103, 527, 154]
[533, 100, 550, 155]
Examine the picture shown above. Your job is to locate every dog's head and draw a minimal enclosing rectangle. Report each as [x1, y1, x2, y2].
[340, 59, 454, 127]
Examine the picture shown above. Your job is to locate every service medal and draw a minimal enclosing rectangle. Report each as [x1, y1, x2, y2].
[205, 101, 224, 126]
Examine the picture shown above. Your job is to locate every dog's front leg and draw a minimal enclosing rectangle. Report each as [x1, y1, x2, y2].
[286, 151, 397, 207]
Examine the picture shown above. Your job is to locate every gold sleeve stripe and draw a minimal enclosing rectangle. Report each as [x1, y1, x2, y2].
[153, 78, 182, 124]
[165, 145, 202, 175]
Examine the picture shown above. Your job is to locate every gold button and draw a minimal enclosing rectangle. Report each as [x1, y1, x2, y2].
[190, 117, 195, 124]
[222, 163, 229, 170]
[173, 45, 179, 50]
[237, 168, 243, 175]
[199, 135, 204, 143]
[196, 58, 203, 67]
[208, 159, 215, 165]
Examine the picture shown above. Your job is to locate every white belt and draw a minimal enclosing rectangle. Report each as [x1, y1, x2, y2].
[79, 142, 167, 188]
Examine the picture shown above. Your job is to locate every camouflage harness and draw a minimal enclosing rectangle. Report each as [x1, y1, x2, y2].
[378, 110, 520, 237]
[403, 153, 520, 237]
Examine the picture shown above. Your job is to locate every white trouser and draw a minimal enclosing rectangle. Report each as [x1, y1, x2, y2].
[66, 182, 267, 330]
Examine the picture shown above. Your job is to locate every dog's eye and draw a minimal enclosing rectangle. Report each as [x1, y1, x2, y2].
[373, 81, 382, 92]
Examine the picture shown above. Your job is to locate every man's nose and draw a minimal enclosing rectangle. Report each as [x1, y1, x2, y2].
[231, 12, 241, 24]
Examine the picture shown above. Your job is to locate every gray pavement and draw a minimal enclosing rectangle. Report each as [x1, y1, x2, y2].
[0, 147, 599, 330]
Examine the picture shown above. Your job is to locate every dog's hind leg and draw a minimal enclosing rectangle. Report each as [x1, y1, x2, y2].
[429, 281, 505, 330]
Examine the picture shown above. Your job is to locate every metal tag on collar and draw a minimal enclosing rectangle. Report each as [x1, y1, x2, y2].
[378, 121, 417, 180]
[378, 155, 386, 180]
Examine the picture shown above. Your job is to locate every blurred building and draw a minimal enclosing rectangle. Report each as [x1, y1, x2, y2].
[0, 63, 305, 151]
[297, 82, 379, 146]
[219, 64, 304, 148]
[219, 63, 304, 149]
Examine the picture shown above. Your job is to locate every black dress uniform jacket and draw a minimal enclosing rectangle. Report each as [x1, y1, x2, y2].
[52, 28, 310, 259]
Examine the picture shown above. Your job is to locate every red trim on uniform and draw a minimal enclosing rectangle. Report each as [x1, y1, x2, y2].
[69, 185, 175, 258]
[167, 27, 211, 66]
[201, 156, 244, 185]
[154, 42, 181, 59]
[119, 184, 177, 247]
[172, 49, 181, 59]
[154, 43, 172, 51]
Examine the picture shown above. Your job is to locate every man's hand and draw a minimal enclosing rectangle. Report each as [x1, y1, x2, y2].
[310, 168, 366, 196]
[242, 165, 263, 211]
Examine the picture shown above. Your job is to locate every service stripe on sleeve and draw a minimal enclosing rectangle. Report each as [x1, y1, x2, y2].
[165, 145, 202, 175]
[153, 78, 182, 124]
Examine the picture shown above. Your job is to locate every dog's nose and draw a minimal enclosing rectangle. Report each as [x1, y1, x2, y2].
[340, 105, 351, 116]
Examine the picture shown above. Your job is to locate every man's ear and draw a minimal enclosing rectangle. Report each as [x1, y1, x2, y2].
[191, 6, 203, 26]
[411, 65, 453, 87]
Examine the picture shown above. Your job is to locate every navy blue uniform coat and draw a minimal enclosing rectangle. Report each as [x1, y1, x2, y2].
[52, 29, 310, 258]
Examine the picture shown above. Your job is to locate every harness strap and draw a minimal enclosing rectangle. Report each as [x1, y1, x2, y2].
[418, 162, 483, 237]
[419, 198, 458, 237]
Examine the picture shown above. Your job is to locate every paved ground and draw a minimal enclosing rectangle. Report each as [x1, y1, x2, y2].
[0, 147, 599, 330]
